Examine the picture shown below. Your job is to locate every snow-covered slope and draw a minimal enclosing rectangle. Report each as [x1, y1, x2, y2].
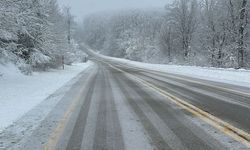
[0, 62, 93, 131]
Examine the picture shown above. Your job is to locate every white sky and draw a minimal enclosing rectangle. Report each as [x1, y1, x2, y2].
[57, 0, 170, 22]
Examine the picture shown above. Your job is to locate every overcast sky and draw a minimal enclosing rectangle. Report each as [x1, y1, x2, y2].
[57, 0, 169, 22]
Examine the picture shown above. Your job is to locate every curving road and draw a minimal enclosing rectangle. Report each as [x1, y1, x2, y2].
[2, 50, 250, 150]
[52, 56, 249, 150]
[9, 53, 249, 150]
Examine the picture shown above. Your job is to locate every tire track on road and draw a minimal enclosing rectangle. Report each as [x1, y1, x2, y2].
[91, 65, 125, 150]
[104, 68, 125, 150]
[114, 75, 173, 150]
[93, 67, 108, 150]
[135, 73, 250, 133]
[113, 68, 231, 150]
[66, 72, 97, 150]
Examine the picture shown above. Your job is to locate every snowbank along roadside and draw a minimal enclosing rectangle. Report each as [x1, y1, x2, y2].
[0, 62, 93, 132]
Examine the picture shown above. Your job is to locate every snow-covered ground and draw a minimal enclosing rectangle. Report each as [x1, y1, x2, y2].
[0, 62, 93, 132]
[90, 48, 250, 88]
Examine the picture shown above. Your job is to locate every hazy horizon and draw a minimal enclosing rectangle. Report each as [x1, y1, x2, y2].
[57, 0, 171, 22]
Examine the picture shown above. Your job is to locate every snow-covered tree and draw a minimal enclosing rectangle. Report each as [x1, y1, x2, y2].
[82, 9, 164, 62]
[0, 0, 82, 73]
[79, 0, 250, 68]
[168, 0, 198, 61]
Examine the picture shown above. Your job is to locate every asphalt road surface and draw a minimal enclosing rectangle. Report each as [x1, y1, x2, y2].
[44, 56, 250, 150]
[1, 52, 250, 150]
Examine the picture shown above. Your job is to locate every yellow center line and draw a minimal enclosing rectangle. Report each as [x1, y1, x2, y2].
[43, 70, 96, 150]
[113, 62, 250, 97]
[43, 59, 250, 149]
[43, 90, 83, 150]
[108, 63, 250, 148]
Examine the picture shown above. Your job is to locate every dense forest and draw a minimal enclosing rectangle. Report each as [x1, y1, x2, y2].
[1, 0, 249, 73]
[0, 0, 84, 74]
[82, 0, 250, 69]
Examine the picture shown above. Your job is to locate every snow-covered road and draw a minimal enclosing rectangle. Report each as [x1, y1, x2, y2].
[1, 49, 250, 149]
[2, 60, 247, 150]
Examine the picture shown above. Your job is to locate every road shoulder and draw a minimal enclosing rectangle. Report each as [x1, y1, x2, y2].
[0, 63, 96, 150]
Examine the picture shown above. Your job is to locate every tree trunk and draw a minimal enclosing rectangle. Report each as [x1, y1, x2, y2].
[167, 26, 172, 62]
[238, 0, 247, 68]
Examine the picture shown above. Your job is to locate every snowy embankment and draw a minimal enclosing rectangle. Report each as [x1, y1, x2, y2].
[0, 62, 92, 132]
[114, 58, 250, 87]
[91, 49, 250, 88]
